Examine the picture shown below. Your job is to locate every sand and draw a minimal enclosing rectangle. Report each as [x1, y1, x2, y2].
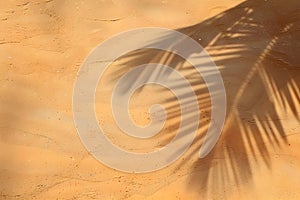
[0, 0, 300, 199]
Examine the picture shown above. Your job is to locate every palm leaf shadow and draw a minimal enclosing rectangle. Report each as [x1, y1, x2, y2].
[107, 0, 300, 196]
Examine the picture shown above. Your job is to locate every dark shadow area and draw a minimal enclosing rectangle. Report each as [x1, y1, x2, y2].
[107, 0, 300, 197]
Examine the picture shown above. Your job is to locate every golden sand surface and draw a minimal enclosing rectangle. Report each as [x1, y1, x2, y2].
[0, 0, 299, 199]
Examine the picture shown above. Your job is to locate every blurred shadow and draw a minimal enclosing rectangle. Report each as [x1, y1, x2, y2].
[181, 0, 300, 197]
[106, 0, 300, 197]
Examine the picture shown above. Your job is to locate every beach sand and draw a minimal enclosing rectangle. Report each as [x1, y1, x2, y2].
[0, 0, 300, 199]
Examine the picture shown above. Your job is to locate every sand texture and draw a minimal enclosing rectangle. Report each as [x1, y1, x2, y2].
[0, 0, 300, 199]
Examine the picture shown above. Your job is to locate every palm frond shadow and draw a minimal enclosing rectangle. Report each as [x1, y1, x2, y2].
[107, 0, 300, 195]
